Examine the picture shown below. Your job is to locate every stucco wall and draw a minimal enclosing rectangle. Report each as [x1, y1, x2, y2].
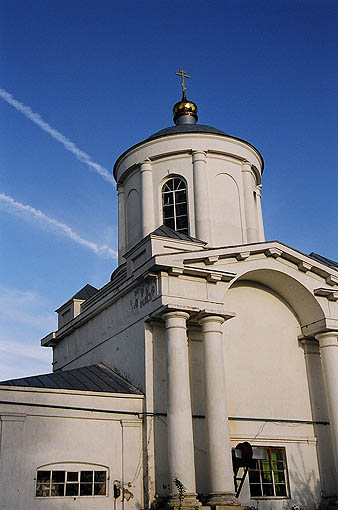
[117, 132, 263, 254]
[53, 280, 159, 391]
[0, 388, 143, 510]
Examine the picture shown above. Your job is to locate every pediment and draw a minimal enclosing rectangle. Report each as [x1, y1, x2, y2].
[152, 241, 338, 293]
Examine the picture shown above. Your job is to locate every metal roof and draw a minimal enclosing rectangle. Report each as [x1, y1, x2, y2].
[147, 124, 227, 139]
[72, 284, 98, 300]
[309, 252, 338, 269]
[0, 363, 142, 395]
[152, 225, 206, 244]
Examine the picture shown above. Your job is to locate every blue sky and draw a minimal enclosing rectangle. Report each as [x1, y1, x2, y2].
[1, 0, 337, 380]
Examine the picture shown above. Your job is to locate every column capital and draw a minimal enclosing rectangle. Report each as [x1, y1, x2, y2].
[192, 150, 207, 163]
[315, 331, 338, 347]
[163, 310, 190, 322]
[196, 310, 235, 323]
[199, 315, 226, 326]
[117, 183, 124, 194]
[242, 160, 252, 172]
[299, 337, 319, 354]
[140, 159, 152, 172]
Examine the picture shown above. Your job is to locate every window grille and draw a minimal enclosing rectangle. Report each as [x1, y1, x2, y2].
[36, 469, 107, 497]
[248, 447, 289, 498]
[162, 177, 188, 235]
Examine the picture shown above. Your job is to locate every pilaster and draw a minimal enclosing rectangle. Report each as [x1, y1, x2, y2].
[192, 151, 211, 244]
[0, 414, 26, 510]
[117, 183, 126, 263]
[242, 161, 258, 243]
[255, 184, 265, 242]
[140, 159, 155, 238]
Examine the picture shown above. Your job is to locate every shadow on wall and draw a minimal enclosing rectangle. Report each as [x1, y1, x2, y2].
[289, 447, 321, 510]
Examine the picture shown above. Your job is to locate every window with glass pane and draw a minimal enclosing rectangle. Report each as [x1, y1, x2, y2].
[162, 178, 188, 235]
[36, 469, 107, 497]
[248, 447, 289, 498]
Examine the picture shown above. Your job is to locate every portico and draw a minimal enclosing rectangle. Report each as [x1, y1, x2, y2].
[163, 308, 240, 508]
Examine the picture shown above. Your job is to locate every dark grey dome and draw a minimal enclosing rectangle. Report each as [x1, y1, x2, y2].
[147, 124, 227, 140]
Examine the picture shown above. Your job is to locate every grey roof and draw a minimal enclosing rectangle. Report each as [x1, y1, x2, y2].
[72, 284, 98, 300]
[113, 122, 264, 179]
[309, 252, 338, 269]
[152, 225, 206, 244]
[0, 363, 142, 395]
[147, 124, 227, 139]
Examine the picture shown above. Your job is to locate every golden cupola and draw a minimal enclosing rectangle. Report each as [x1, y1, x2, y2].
[173, 90, 198, 125]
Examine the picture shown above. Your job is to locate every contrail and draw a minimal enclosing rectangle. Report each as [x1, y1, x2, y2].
[0, 88, 114, 184]
[0, 193, 117, 259]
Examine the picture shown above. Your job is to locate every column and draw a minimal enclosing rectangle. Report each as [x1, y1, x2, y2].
[315, 331, 338, 480]
[255, 185, 265, 242]
[192, 151, 211, 244]
[242, 161, 258, 243]
[117, 183, 126, 264]
[140, 159, 155, 238]
[163, 311, 200, 508]
[200, 316, 239, 506]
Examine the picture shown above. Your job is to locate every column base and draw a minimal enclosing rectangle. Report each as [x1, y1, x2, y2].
[206, 493, 241, 507]
[167, 493, 201, 510]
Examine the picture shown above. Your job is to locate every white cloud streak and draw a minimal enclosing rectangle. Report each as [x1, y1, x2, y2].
[0, 88, 114, 184]
[0, 192, 117, 259]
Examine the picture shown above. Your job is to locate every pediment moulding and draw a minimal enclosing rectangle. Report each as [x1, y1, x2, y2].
[179, 241, 338, 289]
[314, 288, 338, 301]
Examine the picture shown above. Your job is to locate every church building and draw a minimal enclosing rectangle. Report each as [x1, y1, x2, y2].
[1, 72, 338, 510]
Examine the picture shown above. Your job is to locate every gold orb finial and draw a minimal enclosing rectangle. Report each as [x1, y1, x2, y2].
[173, 68, 198, 125]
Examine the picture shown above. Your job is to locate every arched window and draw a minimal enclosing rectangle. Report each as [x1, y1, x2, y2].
[162, 177, 188, 235]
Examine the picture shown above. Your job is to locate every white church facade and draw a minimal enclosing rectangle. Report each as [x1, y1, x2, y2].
[1, 78, 338, 510]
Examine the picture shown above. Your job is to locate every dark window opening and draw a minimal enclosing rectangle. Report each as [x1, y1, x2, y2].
[36, 469, 107, 497]
[162, 177, 188, 235]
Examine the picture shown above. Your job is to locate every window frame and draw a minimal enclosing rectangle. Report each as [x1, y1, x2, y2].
[248, 446, 290, 499]
[161, 176, 189, 235]
[35, 465, 109, 498]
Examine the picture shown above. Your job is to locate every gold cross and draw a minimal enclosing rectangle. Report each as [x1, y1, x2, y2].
[176, 68, 190, 93]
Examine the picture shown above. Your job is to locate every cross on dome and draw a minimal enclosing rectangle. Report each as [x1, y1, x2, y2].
[176, 68, 190, 94]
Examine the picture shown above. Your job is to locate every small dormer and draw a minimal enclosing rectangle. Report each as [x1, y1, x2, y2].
[55, 284, 98, 329]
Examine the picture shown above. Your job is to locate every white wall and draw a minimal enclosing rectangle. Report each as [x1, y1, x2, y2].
[117, 132, 263, 255]
[0, 388, 143, 510]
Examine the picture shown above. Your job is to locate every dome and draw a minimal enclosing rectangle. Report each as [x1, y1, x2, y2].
[147, 123, 227, 140]
[173, 91, 198, 124]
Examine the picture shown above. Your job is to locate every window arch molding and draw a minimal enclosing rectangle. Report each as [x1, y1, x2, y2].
[161, 175, 189, 235]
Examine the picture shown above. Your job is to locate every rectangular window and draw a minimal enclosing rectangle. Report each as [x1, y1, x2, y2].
[36, 470, 107, 497]
[248, 447, 289, 498]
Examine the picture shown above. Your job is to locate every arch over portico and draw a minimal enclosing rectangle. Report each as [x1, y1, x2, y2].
[229, 268, 326, 336]
[225, 267, 338, 489]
